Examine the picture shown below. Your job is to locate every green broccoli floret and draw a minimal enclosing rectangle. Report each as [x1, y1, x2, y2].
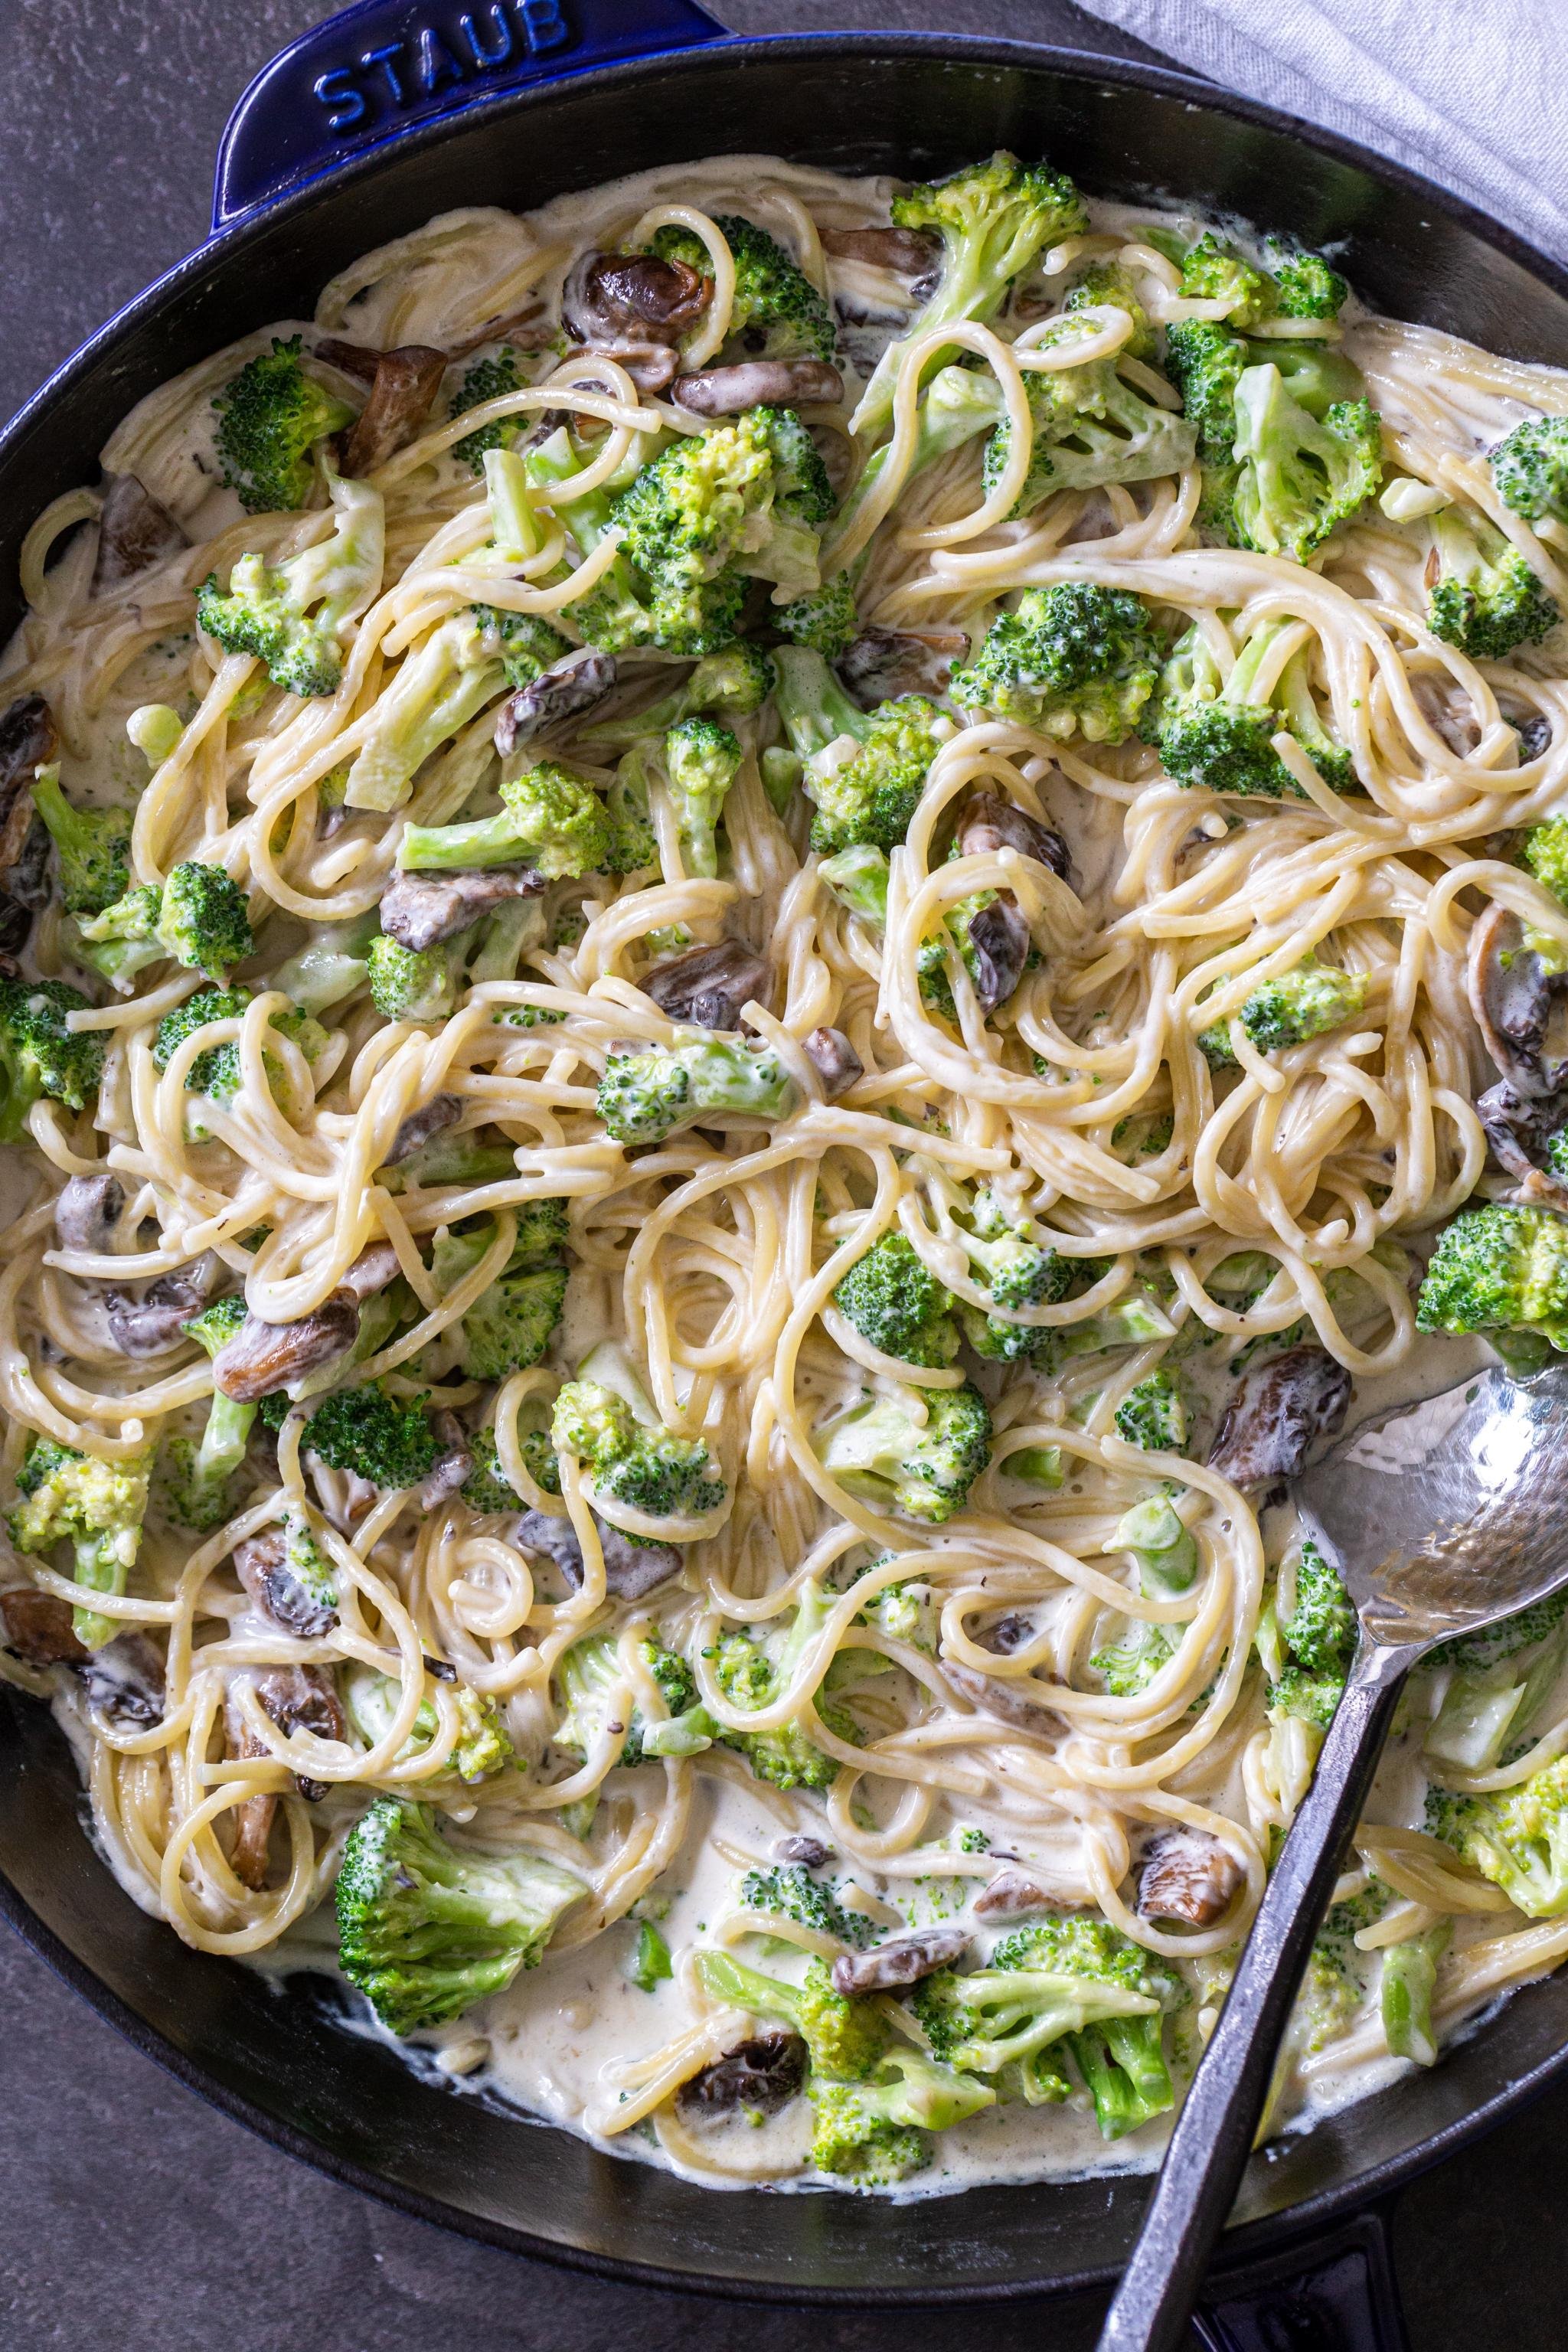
[597, 1033, 797, 1145]
[161, 863, 256, 977]
[773, 646, 942, 854]
[1154, 619, 1353, 799]
[818, 842, 890, 926]
[1416, 1202, 1568, 1353]
[213, 336, 356, 513]
[707, 1579, 869, 1788]
[152, 986, 326, 1135]
[613, 406, 833, 618]
[660, 213, 835, 363]
[1179, 234, 1277, 328]
[305, 1381, 439, 1489]
[335, 1797, 583, 2033]
[367, 933, 470, 1026]
[911, 1938, 1164, 2098]
[1164, 320, 1250, 459]
[832, 1232, 959, 1367]
[470, 604, 573, 689]
[826, 359, 1018, 554]
[8, 1435, 151, 1651]
[950, 583, 1161, 743]
[450, 349, 526, 471]
[1428, 1757, 1568, 1916]
[697, 1949, 889, 2081]
[809, 2047, 995, 2183]
[978, 323, 1195, 518]
[583, 642, 778, 751]
[735, 1861, 878, 1949]
[0, 978, 106, 1141]
[1222, 365, 1382, 562]
[1381, 1921, 1452, 2068]
[551, 1369, 724, 1522]
[1064, 258, 1155, 360]
[1299, 1883, 1387, 2050]
[932, 1181, 1071, 1361]
[1491, 416, 1568, 524]
[1269, 247, 1350, 322]
[986, 1915, 1182, 2140]
[1114, 1370, 1185, 1450]
[775, 574, 858, 658]
[554, 1634, 709, 1766]
[341, 609, 508, 813]
[198, 472, 384, 697]
[599, 742, 660, 874]
[345, 1662, 514, 1785]
[28, 769, 131, 916]
[430, 1213, 569, 1380]
[160, 1295, 256, 1530]
[1089, 1619, 1176, 1697]
[459, 1429, 521, 1512]
[815, 1380, 991, 1524]
[1283, 1537, 1357, 1676]
[1521, 815, 1568, 906]
[1426, 506, 1559, 660]
[662, 715, 743, 880]
[399, 757, 612, 880]
[1233, 959, 1370, 1054]
[854, 152, 1089, 439]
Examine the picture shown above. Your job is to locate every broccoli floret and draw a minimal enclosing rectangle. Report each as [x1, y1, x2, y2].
[707, 1580, 861, 1788]
[450, 348, 526, 471]
[335, 1797, 582, 2033]
[1521, 815, 1568, 907]
[986, 1915, 1182, 2140]
[951, 584, 1161, 743]
[555, 1634, 708, 1766]
[341, 609, 507, 812]
[597, 1032, 796, 1145]
[470, 604, 573, 689]
[853, 152, 1089, 439]
[773, 646, 942, 854]
[160, 1294, 256, 1530]
[1064, 258, 1155, 360]
[911, 1939, 1165, 2096]
[662, 715, 743, 880]
[1269, 247, 1350, 322]
[551, 1373, 724, 1522]
[345, 1662, 514, 1785]
[305, 1381, 438, 1489]
[1426, 506, 1559, 660]
[366, 933, 469, 1026]
[818, 843, 890, 926]
[815, 1380, 991, 1524]
[601, 743, 660, 874]
[933, 1181, 1071, 1361]
[665, 213, 835, 364]
[164, 863, 256, 978]
[1284, 1538, 1357, 1676]
[832, 1232, 959, 1367]
[0, 978, 106, 1141]
[152, 987, 326, 1135]
[809, 2047, 995, 2183]
[1381, 1921, 1452, 2068]
[613, 406, 832, 619]
[736, 1861, 879, 1949]
[1429, 1756, 1568, 1916]
[1090, 1619, 1176, 1697]
[28, 769, 131, 916]
[1114, 1370, 1185, 1450]
[1154, 619, 1352, 799]
[430, 1215, 568, 1380]
[1235, 959, 1370, 1054]
[460, 1429, 521, 1512]
[1179, 234, 1276, 328]
[697, 1949, 888, 2082]
[583, 642, 778, 751]
[1416, 1202, 1568, 1353]
[8, 1435, 151, 1651]
[213, 336, 356, 514]
[826, 359, 1016, 554]
[198, 472, 384, 697]
[400, 757, 612, 880]
[978, 324, 1195, 518]
[1299, 1884, 1387, 2050]
[1491, 416, 1568, 524]
[1222, 365, 1382, 563]
[1164, 320, 1250, 459]
[775, 574, 858, 658]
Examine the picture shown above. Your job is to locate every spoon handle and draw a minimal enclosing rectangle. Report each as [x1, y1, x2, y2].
[1098, 1643, 1415, 2352]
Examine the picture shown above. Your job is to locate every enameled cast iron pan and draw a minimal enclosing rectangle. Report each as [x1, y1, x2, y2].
[5, 8, 1568, 2340]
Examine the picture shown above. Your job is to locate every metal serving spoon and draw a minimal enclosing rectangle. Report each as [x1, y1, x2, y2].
[1100, 1357, 1568, 2352]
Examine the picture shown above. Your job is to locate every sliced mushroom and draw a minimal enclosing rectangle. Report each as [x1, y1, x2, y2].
[384, 1094, 462, 1167]
[420, 1442, 475, 1511]
[978, 1612, 1034, 1655]
[973, 1869, 1056, 1921]
[1138, 1828, 1244, 1927]
[832, 305, 906, 380]
[838, 629, 968, 705]
[0, 1587, 87, 1664]
[802, 1026, 862, 1100]
[642, 939, 770, 1030]
[448, 304, 554, 361]
[0, 890, 30, 960]
[381, 866, 546, 953]
[673, 360, 843, 416]
[1476, 1077, 1568, 1209]
[677, 2032, 805, 2118]
[964, 895, 1032, 1014]
[212, 1299, 360, 1403]
[943, 1660, 1057, 1731]
[956, 789, 1071, 882]
[1208, 1345, 1352, 1489]
[4, 815, 54, 910]
[819, 224, 942, 277]
[223, 1696, 276, 1890]
[332, 1240, 403, 1304]
[1411, 671, 1481, 757]
[1468, 901, 1568, 1098]
[338, 345, 447, 476]
[90, 474, 188, 598]
[774, 1834, 831, 1867]
[313, 337, 384, 384]
[0, 696, 56, 848]
[76, 1633, 165, 1727]
[103, 1260, 216, 1355]
[514, 1507, 681, 1600]
[563, 251, 711, 348]
[234, 1528, 338, 1640]
[492, 649, 618, 756]
[55, 1172, 124, 1256]
[831, 1926, 970, 1997]
[259, 1663, 345, 1801]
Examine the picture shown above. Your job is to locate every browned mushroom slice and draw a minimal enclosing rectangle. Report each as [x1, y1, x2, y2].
[103, 1263, 214, 1357]
[956, 789, 1071, 882]
[223, 1693, 276, 1891]
[563, 252, 712, 348]
[0, 1587, 87, 1664]
[259, 1663, 345, 1798]
[383, 1093, 462, 1167]
[313, 337, 384, 383]
[972, 1869, 1056, 1921]
[0, 697, 56, 853]
[332, 1240, 403, 1303]
[448, 304, 554, 361]
[673, 360, 844, 417]
[77, 1633, 165, 1726]
[677, 2032, 806, 2118]
[234, 1528, 338, 1639]
[492, 649, 617, 756]
[514, 1507, 681, 1599]
[381, 866, 546, 953]
[2, 817, 52, 913]
[774, 1834, 831, 1867]
[819, 224, 942, 277]
[830, 1926, 970, 1997]
[1476, 1078, 1568, 1208]
[642, 939, 770, 1030]
[1468, 901, 1568, 1097]
[55, 1171, 125, 1255]
[90, 474, 188, 598]
[1208, 1345, 1352, 1489]
[212, 1299, 360, 1403]
[338, 345, 447, 476]
[1411, 671, 1481, 756]
[802, 1026, 862, 1100]
[838, 628, 969, 705]
[964, 896, 1032, 1015]
[944, 1660, 1057, 1731]
[1138, 1828, 1244, 1927]
[420, 1442, 475, 1511]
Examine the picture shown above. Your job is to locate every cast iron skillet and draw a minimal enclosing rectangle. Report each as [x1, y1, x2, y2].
[4, 6, 1568, 2340]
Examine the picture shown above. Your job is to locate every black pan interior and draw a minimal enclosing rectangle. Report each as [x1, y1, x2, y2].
[4, 34, 1568, 2299]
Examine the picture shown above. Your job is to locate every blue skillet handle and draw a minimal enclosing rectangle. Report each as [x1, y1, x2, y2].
[213, 0, 730, 230]
[1194, 2207, 1411, 2352]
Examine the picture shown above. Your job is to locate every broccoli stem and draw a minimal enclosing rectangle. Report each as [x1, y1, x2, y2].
[1381, 1922, 1451, 2067]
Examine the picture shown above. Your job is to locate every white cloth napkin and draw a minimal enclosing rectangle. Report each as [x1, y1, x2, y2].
[1070, 0, 1568, 266]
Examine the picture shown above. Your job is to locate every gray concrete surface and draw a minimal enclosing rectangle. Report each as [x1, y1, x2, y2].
[2, 3, 1562, 2345]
